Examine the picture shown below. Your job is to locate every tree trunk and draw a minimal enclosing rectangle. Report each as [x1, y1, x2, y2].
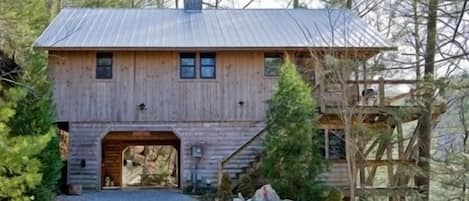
[460, 96, 468, 200]
[413, 0, 421, 79]
[49, 0, 61, 22]
[346, 0, 352, 9]
[416, 0, 438, 200]
[293, 0, 299, 8]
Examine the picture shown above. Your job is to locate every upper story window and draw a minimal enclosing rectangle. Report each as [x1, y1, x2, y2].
[200, 53, 216, 79]
[96, 53, 113, 79]
[180, 53, 196, 79]
[264, 53, 283, 77]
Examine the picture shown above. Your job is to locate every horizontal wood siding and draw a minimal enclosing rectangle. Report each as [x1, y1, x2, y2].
[50, 51, 275, 122]
[67, 122, 265, 190]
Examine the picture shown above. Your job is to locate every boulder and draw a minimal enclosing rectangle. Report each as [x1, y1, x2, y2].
[67, 184, 82, 195]
[251, 184, 281, 201]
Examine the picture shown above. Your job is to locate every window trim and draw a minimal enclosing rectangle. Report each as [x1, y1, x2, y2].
[264, 53, 283, 77]
[96, 52, 113, 79]
[179, 53, 197, 79]
[320, 128, 346, 161]
[199, 53, 216, 79]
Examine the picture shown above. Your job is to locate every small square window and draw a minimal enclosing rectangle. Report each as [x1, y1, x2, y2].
[180, 53, 196, 79]
[200, 53, 216, 79]
[264, 53, 283, 76]
[96, 53, 112, 79]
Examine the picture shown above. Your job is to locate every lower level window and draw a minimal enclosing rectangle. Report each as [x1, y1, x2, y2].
[328, 129, 346, 160]
[319, 129, 346, 160]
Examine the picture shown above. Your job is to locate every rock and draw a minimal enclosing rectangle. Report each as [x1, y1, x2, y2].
[252, 184, 281, 201]
[67, 184, 82, 195]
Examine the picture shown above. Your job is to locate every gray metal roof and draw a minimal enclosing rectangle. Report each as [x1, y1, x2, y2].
[35, 8, 395, 50]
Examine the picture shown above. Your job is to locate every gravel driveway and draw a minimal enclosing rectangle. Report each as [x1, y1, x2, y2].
[55, 190, 197, 201]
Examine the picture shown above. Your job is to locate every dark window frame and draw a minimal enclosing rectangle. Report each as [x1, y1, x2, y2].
[327, 129, 346, 160]
[199, 53, 216, 79]
[180, 53, 197, 79]
[264, 53, 283, 77]
[96, 52, 113, 79]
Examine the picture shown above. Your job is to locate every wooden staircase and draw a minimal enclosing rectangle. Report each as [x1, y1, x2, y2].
[217, 128, 265, 185]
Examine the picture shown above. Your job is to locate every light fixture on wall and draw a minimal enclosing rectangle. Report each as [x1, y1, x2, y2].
[138, 103, 146, 111]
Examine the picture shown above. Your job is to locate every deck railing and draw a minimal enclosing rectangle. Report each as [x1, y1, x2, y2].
[319, 77, 446, 111]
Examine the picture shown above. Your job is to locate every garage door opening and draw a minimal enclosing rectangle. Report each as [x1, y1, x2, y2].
[122, 145, 178, 188]
[101, 131, 180, 190]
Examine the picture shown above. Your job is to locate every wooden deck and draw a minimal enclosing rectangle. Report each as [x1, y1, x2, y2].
[321, 104, 446, 123]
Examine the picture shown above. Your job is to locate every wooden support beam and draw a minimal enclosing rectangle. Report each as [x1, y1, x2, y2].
[358, 130, 366, 188]
[366, 138, 386, 185]
[357, 187, 419, 197]
[363, 160, 417, 167]
[364, 138, 380, 157]
[397, 123, 404, 159]
[347, 80, 418, 84]
[379, 77, 385, 107]
[317, 58, 326, 112]
[386, 126, 395, 201]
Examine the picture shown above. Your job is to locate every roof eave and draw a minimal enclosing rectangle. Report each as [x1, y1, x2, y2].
[35, 46, 397, 52]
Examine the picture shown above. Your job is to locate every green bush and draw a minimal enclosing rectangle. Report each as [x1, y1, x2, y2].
[8, 53, 62, 201]
[260, 61, 328, 201]
[326, 187, 343, 201]
[0, 84, 52, 201]
[238, 174, 255, 198]
[218, 173, 232, 201]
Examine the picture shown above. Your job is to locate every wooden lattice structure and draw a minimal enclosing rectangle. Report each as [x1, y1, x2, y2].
[316, 59, 447, 200]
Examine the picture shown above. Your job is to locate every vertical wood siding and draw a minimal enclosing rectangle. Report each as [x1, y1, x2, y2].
[50, 51, 276, 122]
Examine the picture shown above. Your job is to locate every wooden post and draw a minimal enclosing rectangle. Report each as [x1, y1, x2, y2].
[217, 161, 223, 189]
[438, 78, 446, 98]
[355, 66, 360, 105]
[379, 77, 385, 107]
[397, 123, 404, 159]
[386, 126, 394, 201]
[317, 59, 326, 112]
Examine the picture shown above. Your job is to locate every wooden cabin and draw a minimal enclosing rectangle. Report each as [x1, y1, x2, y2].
[35, 0, 446, 198]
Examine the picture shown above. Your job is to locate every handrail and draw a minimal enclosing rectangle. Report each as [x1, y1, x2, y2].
[319, 77, 433, 110]
[346, 79, 418, 84]
[217, 127, 265, 186]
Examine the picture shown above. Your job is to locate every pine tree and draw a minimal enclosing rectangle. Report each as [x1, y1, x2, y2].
[8, 53, 62, 201]
[0, 85, 52, 201]
[261, 61, 327, 201]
